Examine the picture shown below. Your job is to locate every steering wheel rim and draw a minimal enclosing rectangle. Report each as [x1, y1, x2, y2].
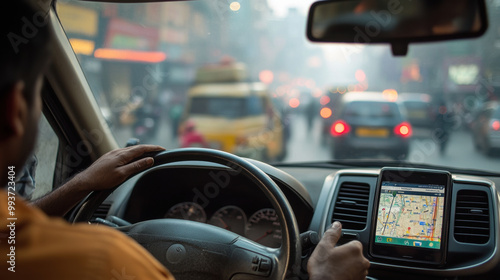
[73, 148, 301, 280]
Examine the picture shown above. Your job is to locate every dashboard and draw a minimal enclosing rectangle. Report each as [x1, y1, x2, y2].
[98, 161, 500, 280]
[105, 163, 313, 249]
[309, 169, 500, 279]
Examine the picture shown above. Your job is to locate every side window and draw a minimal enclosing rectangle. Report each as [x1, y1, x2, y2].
[17, 114, 59, 200]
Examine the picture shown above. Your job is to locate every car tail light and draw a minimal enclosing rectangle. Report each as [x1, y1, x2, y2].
[331, 120, 350, 136]
[491, 119, 500, 131]
[394, 122, 412, 138]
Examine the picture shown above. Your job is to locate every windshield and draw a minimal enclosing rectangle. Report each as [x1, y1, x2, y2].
[57, 0, 500, 173]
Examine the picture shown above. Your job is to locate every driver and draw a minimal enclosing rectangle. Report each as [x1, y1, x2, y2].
[0, 1, 370, 279]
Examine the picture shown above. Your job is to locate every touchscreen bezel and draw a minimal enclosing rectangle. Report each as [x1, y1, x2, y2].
[369, 168, 452, 266]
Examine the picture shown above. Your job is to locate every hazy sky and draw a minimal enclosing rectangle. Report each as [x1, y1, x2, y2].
[267, 0, 313, 17]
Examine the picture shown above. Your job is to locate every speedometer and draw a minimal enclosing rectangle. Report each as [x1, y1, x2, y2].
[209, 205, 247, 236]
[164, 202, 207, 223]
[245, 208, 282, 248]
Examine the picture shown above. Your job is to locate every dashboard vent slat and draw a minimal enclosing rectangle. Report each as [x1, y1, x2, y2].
[92, 203, 112, 220]
[332, 182, 370, 230]
[454, 190, 490, 244]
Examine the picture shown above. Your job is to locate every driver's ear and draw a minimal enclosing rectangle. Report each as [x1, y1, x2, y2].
[1, 81, 27, 140]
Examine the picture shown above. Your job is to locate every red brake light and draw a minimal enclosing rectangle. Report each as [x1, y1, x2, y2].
[492, 120, 500, 131]
[394, 122, 412, 138]
[331, 120, 350, 136]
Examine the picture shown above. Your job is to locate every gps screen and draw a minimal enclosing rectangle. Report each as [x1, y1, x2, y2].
[375, 181, 445, 250]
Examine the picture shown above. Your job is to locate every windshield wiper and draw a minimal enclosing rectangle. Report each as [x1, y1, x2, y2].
[273, 160, 500, 177]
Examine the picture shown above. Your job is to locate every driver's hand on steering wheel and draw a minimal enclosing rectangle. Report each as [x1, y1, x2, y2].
[30, 145, 166, 217]
[72, 145, 165, 192]
[307, 221, 370, 280]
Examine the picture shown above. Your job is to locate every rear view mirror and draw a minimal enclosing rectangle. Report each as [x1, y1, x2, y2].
[306, 0, 488, 55]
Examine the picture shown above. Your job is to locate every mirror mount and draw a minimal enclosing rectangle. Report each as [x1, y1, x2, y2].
[391, 42, 408, 56]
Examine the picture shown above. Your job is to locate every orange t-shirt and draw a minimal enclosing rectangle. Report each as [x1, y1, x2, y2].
[0, 191, 174, 279]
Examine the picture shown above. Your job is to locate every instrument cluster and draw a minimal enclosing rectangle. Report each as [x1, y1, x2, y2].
[164, 202, 282, 247]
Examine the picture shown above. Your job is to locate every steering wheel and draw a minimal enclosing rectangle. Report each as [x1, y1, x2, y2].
[73, 148, 301, 280]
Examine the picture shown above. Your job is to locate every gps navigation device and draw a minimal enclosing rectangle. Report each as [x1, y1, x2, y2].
[370, 168, 452, 266]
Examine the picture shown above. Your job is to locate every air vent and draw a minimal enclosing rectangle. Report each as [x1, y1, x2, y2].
[91, 203, 112, 220]
[332, 182, 370, 230]
[454, 190, 490, 244]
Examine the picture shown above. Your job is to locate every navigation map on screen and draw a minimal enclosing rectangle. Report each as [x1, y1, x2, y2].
[375, 182, 445, 250]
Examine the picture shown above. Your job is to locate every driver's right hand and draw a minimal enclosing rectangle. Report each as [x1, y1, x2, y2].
[307, 221, 370, 280]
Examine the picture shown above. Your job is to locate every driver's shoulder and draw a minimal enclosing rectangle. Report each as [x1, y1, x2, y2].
[0, 195, 173, 279]
[42, 219, 173, 279]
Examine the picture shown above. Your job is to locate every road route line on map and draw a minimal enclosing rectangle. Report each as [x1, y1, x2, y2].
[381, 192, 396, 235]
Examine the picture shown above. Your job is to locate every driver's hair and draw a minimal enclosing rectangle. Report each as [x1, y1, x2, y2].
[0, 0, 52, 106]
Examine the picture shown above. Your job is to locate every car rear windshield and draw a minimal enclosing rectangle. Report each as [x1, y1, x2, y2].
[189, 96, 264, 118]
[343, 101, 400, 119]
[403, 101, 430, 109]
[493, 107, 500, 119]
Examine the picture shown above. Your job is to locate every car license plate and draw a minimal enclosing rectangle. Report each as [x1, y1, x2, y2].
[356, 127, 389, 138]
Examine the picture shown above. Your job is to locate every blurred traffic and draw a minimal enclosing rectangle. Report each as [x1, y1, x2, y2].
[57, 0, 500, 173]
